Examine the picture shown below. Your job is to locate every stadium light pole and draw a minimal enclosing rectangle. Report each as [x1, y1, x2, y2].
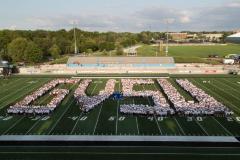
[73, 22, 78, 55]
[165, 20, 169, 57]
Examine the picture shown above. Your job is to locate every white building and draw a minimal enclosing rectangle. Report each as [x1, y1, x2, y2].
[226, 32, 240, 44]
[203, 33, 223, 42]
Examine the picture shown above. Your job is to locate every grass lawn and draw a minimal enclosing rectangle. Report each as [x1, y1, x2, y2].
[1, 76, 240, 159]
[137, 44, 240, 63]
[1, 76, 240, 137]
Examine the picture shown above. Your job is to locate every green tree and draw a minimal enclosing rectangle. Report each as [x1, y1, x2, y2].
[102, 49, 108, 56]
[116, 45, 124, 56]
[86, 48, 93, 54]
[24, 41, 43, 63]
[8, 37, 28, 62]
[49, 44, 61, 59]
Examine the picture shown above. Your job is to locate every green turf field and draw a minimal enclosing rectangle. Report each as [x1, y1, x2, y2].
[1, 76, 240, 136]
[137, 44, 240, 63]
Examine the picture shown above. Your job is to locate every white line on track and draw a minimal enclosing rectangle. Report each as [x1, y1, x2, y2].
[1, 145, 239, 149]
[0, 151, 239, 156]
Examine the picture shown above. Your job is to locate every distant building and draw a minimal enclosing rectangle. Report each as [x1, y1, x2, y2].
[0, 60, 13, 76]
[187, 34, 198, 39]
[169, 33, 188, 40]
[203, 33, 223, 42]
[226, 32, 240, 44]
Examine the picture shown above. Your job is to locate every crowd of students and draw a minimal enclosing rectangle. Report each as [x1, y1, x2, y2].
[157, 79, 233, 116]
[120, 79, 175, 116]
[74, 79, 116, 112]
[7, 79, 79, 115]
[7, 78, 233, 116]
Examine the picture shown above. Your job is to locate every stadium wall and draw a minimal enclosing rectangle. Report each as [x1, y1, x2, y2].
[18, 64, 230, 75]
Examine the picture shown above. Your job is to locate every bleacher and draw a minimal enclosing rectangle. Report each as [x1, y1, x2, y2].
[67, 56, 175, 68]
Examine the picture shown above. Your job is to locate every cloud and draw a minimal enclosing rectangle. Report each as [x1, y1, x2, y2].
[20, 1, 240, 32]
[192, 3, 240, 30]
[9, 25, 17, 30]
[227, 2, 240, 8]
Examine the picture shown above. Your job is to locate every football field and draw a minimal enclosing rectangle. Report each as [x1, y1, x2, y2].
[1, 75, 240, 137]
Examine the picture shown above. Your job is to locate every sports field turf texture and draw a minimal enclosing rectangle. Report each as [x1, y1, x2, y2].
[137, 44, 240, 63]
[1, 76, 240, 137]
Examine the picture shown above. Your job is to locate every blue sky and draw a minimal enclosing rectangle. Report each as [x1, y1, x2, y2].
[0, 0, 240, 32]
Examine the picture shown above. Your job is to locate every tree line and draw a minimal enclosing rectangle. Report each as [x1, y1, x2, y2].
[0, 29, 166, 63]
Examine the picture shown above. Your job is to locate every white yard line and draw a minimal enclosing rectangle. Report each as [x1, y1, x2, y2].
[142, 85, 162, 135]
[132, 98, 140, 135]
[46, 83, 78, 135]
[0, 79, 50, 109]
[70, 82, 99, 134]
[47, 99, 75, 135]
[70, 112, 84, 135]
[115, 80, 121, 135]
[211, 117, 233, 136]
[0, 79, 51, 135]
[93, 103, 103, 135]
[0, 79, 36, 102]
[135, 117, 140, 135]
[92, 79, 105, 135]
[191, 78, 240, 113]
[210, 80, 240, 101]
[173, 118, 186, 136]
[2, 117, 25, 135]
[115, 81, 120, 135]
[222, 78, 240, 89]
[194, 119, 209, 136]
[218, 79, 240, 93]
[115, 100, 119, 135]
[25, 117, 43, 135]
[25, 81, 61, 135]
[0, 78, 23, 93]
